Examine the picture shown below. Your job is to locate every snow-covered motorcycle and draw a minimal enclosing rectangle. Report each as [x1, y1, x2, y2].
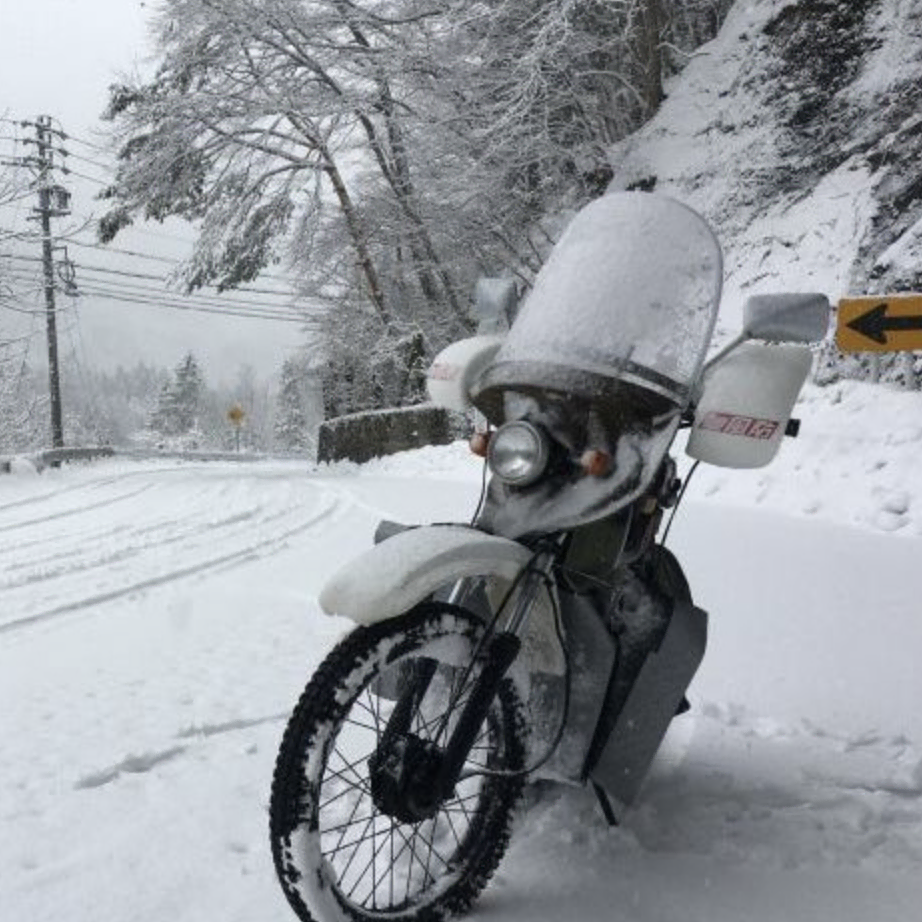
[269, 192, 830, 922]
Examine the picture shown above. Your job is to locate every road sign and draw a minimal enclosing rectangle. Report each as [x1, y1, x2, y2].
[837, 295, 922, 352]
[227, 404, 246, 426]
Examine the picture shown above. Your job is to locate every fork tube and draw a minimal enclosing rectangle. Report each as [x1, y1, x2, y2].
[437, 631, 522, 794]
[501, 551, 556, 634]
[437, 556, 556, 794]
[446, 579, 470, 606]
[380, 658, 438, 745]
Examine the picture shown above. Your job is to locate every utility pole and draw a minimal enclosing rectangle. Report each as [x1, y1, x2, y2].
[4, 117, 73, 448]
[33, 116, 68, 449]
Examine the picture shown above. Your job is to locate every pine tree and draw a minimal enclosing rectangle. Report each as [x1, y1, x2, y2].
[151, 352, 204, 436]
[274, 358, 310, 451]
[150, 380, 177, 436]
[172, 353, 204, 433]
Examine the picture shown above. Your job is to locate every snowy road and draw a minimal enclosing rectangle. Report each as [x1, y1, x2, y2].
[0, 464, 343, 634]
[2, 452, 921, 922]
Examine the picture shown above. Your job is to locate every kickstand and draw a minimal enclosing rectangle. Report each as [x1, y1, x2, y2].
[592, 782, 620, 827]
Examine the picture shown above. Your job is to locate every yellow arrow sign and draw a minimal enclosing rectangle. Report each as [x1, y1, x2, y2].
[837, 295, 922, 352]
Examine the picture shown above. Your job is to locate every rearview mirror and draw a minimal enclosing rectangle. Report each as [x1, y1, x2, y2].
[743, 293, 830, 344]
[473, 277, 518, 333]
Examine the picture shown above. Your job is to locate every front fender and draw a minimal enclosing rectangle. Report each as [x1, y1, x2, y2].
[319, 525, 532, 625]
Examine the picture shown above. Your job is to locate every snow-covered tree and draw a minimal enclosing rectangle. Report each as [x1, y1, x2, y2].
[100, 0, 730, 416]
[99, 0, 468, 328]
[151, 352, 204, 436]
[172, 352, 204, 432]
[274, 358, 311, 451]
[0, 361, 47, 453]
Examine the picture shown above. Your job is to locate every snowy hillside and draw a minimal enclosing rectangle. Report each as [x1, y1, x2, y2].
[609, 0, 922, 320]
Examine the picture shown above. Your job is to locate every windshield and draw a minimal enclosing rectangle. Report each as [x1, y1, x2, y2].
[473, 192, 723, 414]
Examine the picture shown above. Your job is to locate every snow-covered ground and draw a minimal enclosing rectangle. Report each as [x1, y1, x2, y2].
[2, 377, 921, 922]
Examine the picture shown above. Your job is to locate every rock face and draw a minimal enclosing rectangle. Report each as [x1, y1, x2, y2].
[608, 0, 922, 315]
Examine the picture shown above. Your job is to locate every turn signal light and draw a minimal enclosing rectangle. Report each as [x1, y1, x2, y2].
[470, 430, 491, 458]
[580, 448, 613, 477]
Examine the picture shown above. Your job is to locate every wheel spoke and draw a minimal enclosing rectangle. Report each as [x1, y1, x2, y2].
[321, 810, 383, 838]
[441, 802, 465, 850]
[340, 716, 380, 734]
[354, 816, 410, 905]
[406, 818, 453, 884]
[347, 820, 416, 905]
[336, 813, 377, 886]
[389, 816, 396, 907]
[319, 777, 371, 812]
[424, 816, 437, 889]
[371, 805, 378, 909]
[329, 786, 370, 857]
[368, 687, 383, 733]
[325, 746, 374, 791]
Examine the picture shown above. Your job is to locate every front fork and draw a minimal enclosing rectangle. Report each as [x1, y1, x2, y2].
[373, 551, 556, 817]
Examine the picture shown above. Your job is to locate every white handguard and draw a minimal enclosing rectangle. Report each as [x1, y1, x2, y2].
[686, 342, 813, 469]
[426, 335, 504, 412]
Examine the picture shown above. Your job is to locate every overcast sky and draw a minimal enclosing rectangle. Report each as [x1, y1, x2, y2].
[0, 0, 302, 385]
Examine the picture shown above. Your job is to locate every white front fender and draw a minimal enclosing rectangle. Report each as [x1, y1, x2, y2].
[319, 525, 532, 624]
[320, 524, 565, 677]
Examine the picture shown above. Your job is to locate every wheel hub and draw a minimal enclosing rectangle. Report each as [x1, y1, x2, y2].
[369, 734, 447, 824]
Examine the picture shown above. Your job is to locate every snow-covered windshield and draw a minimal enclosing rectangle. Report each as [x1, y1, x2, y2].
[475, 192, 723, 410]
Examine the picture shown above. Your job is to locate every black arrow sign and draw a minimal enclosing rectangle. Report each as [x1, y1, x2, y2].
[846, 302, 922, 345]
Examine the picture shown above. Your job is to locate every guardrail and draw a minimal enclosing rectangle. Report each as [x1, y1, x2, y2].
[0, 446, 316, 474]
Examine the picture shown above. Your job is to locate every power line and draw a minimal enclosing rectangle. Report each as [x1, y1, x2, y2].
[71, 283, 307, 323]
[7, 264, 303, 322]
[9, 243, 303, 298]
[64, 167, 111, 187]
[71, 274, 301, 316]
[0, 190, 38, 207]
[74, 273, 306, 316]
[2, 252, 303, 310]
[60, 235, 301, 287]
[63, 237, 188, 266]
[61, 130, 111, 156]
[63, 149, 114, 173]
[1, 270, 73, 312]
[1, 259, 295, 319]
[80, 262, 301, 301]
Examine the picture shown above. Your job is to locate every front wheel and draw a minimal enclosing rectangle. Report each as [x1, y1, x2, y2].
[270, 602, 527, 922]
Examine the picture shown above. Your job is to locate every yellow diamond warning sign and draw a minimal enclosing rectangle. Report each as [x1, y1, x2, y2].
[837, 295, 922, 352]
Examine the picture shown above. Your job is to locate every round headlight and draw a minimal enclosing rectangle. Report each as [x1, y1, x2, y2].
[487, 421, 549, 486]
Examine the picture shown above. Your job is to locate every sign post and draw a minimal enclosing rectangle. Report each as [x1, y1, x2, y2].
[227, 404, 246, 452]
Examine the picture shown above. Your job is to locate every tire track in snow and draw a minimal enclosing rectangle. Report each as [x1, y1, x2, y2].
[0, 474, 131, 515]
[73, 712, 290, 791]
[1, 506, 283, 591]
[0, 482, 156, 534]
[0, 495, 341, 636]
[0, 463, 364, 630]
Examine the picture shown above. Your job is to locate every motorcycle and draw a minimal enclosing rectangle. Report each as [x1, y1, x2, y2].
[269, 192, 831, 922]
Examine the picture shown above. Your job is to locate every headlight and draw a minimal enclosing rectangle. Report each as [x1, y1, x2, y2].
[487, 421, 549, 486]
